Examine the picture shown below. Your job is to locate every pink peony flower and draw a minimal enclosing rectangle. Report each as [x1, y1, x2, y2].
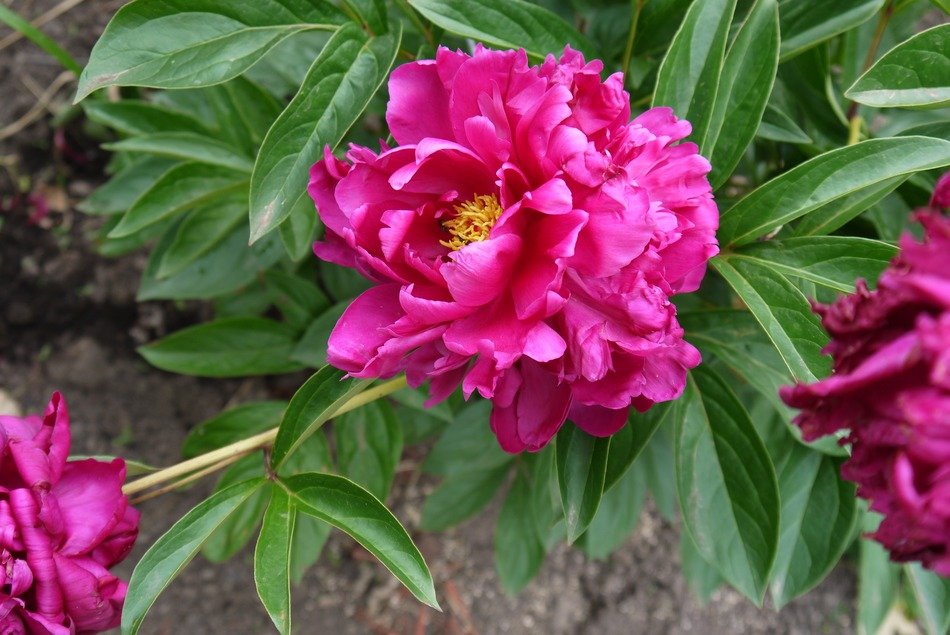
[781, 210, 950, 575]
[309, 46, 718, 452]
[0, 393, 139, 634]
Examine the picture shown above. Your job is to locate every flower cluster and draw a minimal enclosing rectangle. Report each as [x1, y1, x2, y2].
[781, 205, 950, 574]
[310, 45, 718, 452]
[0, 393, 139, 633]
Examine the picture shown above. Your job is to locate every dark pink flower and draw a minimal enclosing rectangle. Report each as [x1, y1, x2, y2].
[781, 212, 950, 575]
[310, 46, 718, 452]
[0, 393, 139, 634]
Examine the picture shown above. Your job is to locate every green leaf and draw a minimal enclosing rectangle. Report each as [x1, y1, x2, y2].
[183, 401, 287, 458]
[680, 529, 724, 603]
[157, 196, 248, 278]
[122, 478, 266, 634]
[495, 470, 545, 594]
[756, 103, 812, 144]
[769, 446, 858, 607]
[846, 25, 950, 109]
[778, 0, 884, 61]
[265, 270, 329, 331]
[75, 0, 347, 100]
[675, 369, 780, 603]
[255, 488, 295, 634]
[82, 100, 213, 136]
[249, 23, 401, 242]
[103, 133, 253, 172]
[556, 425, 610, 544]
[652, 0, 737, 148]
[0, 4, 81, 73]
[138, 317, 304, 377]
[270, 366, 370, 469]
[282, 473, 439, 608]
[640, 423, 678, 520]
[407, 0, 596, 60]
[731, 237, 897, 293]
[279, 195, 322, 261]
[344, 0, 388, 33]
[109, 163, 247, 238]
[422, 400, 512, 475]
[579, 460, 646, 560]
[712, 255, 830, 383]
[603, 402, 670, 493]
[137, 225, 283, 301]
[335, 400, 403, 500]
[705, 0, 780, 189]
[717, 136, 950, 247]
[421, 463, 509, 531]
[79, 156, 178, 215]
[907, 563, 950, 635]
[203, 455, 273, 562]
[290, 302, 350, 367]
[290, 513, 331, 584]
[791, 175, 909, 237]
[858, 532, 900, 635]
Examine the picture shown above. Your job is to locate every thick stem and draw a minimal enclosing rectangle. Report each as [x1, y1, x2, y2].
[122, 376, 409, 497]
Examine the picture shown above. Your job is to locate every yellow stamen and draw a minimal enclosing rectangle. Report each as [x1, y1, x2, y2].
[440, 194, 503, 251]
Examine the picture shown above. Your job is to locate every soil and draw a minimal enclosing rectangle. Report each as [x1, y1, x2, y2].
[1, 1, 858, 633]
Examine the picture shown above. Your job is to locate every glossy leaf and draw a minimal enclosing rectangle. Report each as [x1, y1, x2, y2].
[79, 156, 178, 215]
[769, 446, 858, 607]
[421, 463, 509, 531]
[157, 196, 248, 277]
[718, 136, 950, 247]
[103, 133, 253, 172]
[75, 0, 346, 100]
[255, 488, 295, 634]
[792, 175, 908, 237]
[705, 0, 780, 188]
[778, 0, 884, 61]
[83, 100, 213, 136]
[846, 25, 950, 109]
[579, 460, 646, 560]
[122, 478, 266, 634]
[265, 270, 329, 331]
[756, 104, 812, 144]
[138, 226, 283, 301]
[907, 563, 950, 635]
[555, 424, 610, 543]
[138, 317, 304, 377]
[423, 400, 512, 475]
[335, 400, 403, 500]
[249, 23, 401, 242]
[712, 255, 830, 383]
[731, 237, 897, 293]
[290, 302, 350, 367]
[270, 366, 370, 469]
[407, 0, 595, 60]
[203, 455, 273, 562]
[857, 532, 900, 635]
[282, 473, 439, 608]
[652, 0, 737, 148]
[495, 470, 545, 594]
[675, 369, 780, 603]
[109, 163, 247, 238]
[603, 402, 670, 493]
[183, 401, 287, 458]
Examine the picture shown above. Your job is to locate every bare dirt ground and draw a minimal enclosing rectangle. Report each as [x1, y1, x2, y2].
[1, 1, 856, 633]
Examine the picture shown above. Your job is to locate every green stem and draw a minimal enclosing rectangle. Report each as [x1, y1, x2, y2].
[846, 0, 894, 122]
[122, 376, 408, 498]
[621, 0, 646, 80]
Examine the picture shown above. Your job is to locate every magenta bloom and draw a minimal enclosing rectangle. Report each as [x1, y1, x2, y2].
[310, 46, 718, 452]
[781, 211, 950, 575]
[0, 393, 139, 634]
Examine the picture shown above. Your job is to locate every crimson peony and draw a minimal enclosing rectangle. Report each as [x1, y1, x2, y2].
[310, 46, 718, 451]
[781, 209, 950, 575]
[0, 393, 138, 633]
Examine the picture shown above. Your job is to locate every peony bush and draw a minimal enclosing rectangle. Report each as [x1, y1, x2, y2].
[3, 0, 949, 632]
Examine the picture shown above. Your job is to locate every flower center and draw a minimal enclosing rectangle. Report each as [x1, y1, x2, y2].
[440, 194, 503, 251]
